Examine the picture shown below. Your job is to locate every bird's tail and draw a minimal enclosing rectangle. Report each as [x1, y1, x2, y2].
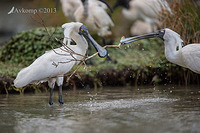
[14, 67, 33, 88]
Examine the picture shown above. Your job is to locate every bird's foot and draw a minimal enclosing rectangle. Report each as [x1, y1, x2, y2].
[59, 101, 64, 105]
[59, 97, 64, 105]
[49, 101, 53, 105]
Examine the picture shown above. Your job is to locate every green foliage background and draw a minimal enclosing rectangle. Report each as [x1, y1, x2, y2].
[0, 27, 63, 65]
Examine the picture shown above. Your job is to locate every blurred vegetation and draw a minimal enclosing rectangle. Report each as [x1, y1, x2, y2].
[0, 27, 63, 65]
[0, 0, 200, 94]
[160, 0, 200, 44]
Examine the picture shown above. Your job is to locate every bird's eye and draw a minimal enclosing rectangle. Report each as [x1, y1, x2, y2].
[161, 30, 164, 33]
[176, 46, 179, 51]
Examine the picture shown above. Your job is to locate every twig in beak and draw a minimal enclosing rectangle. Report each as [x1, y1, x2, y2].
[65, 41, 123, 83]
[102, 36, 124, 49]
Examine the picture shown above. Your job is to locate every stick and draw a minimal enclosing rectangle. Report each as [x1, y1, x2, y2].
[65, 36, 124, 83]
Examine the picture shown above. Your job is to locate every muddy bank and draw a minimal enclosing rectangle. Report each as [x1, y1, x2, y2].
[1, 65, 199, 94]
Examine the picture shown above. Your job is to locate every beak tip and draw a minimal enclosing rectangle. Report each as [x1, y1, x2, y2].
[120, 40, 125, 44]
[98, 49, 108, 58]
[120, 36, 125, 44]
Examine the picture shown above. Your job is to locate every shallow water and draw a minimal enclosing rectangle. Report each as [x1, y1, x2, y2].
[0, 85, 200, 133]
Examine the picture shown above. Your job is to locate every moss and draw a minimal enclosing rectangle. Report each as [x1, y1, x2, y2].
[0, 27, 64, 65]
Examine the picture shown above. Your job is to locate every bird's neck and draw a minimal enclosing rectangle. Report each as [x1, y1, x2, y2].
[82, 0, 89, 16]
[164, 40, 185, 67]
[64, 33, 88, 57]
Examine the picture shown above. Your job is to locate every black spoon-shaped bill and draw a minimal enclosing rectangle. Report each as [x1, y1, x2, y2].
[79, 25, 107, 57]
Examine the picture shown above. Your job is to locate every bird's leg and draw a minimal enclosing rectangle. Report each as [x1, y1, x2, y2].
[48, 79, 56, 105]
[58, 85, 64, 105]
[49, 87, 54, 105]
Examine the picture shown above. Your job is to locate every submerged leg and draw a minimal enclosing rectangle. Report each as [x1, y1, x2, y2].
[58, 85, 64, 105]
[49, 87, 54, 105]
[48, 78, 56, 105]
[57, 76, 64, 105]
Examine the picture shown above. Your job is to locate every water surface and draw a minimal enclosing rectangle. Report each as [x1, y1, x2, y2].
[0, 85, 200, 133]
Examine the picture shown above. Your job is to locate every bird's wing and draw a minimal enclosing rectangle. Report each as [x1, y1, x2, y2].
[60, 0, 81, 19]
[181, 44, 200, 73]
[14, 48, 77, 88]
[90, 6, 114, 36]
[92, 4, 114, 26]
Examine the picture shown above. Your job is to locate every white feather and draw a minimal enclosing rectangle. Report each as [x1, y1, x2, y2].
[14, 22, 88, 88]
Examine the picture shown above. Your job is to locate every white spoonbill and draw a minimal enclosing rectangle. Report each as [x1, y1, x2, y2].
[74, 0, 114, 37]
[14, 22, 107, 105]
[113, 0, 171, 34]
[120, 28, 200, 74]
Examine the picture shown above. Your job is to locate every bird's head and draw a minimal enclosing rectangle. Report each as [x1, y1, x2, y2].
[120, 28, 183, 44]
[62, 22, 107, 58]
[78, 24, 108, 57]
[120, 28, 184, 50]
[160, 28, 183, 43]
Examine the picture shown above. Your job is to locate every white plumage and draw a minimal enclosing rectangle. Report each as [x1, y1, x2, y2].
[130, 20, 153, 35]
[60, 0, 109, 22]
[14, 22, 107, 105]
[14, 22, 87, 88]
[113, 0, 171, 35]
[123, 0, 171, 24]
[60, 0, 81, 21]
[74, 0, 114, 37]
[163, 29, 200, 74]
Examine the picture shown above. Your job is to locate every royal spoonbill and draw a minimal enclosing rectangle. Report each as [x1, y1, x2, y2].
[113, 0, 171, 34]
[74, 0, 114, 37]
[14, 22, 107, 105]
[120, 28, 200, 74]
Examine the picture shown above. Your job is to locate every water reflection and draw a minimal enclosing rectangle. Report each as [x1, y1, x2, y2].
[0, 85, 200, 133]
